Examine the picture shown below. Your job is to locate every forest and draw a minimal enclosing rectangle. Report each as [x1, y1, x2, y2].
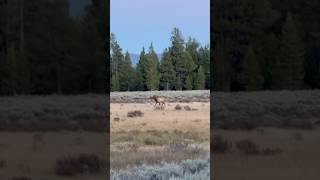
[110, 28, 210, 91]
[213, 0, 320, 91]
[2, 0, 319, 94]
[0, 0, 107, 95]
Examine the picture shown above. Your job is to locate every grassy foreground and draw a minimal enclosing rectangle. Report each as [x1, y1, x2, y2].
[110, 91, 210, 179]
[0, 95, 108, 179]
[212, 90, 320, 180]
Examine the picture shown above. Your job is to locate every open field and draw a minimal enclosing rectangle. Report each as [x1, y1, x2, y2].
[110, 91, 210, 179]
[213, 128, 320, 180]
[212, 90, 320, 180]
[0, 132, 107, 180]
[111, 102, 209, 133]
[0, 95, 107, 179]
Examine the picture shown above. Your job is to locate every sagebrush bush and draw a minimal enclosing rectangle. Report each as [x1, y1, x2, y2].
[110, 90, 209, 103]
[260, 147, 282, 155]
[127, 110, 144, 118]
[212, 135, 232, 153]
[55, 153, 104, 176]
[236, 139, 282, 156]
[184, 106, 192, 111]
[236, 139, 260, 155]
[213, 91, 320, 130]
[0, 158, 6, 168]
[11, 176, 32, 180]
[111, 156, 210, 180]
[167, 141, 189, 152]
[175, 104, 182, 110]
[0, 95, 107, 131]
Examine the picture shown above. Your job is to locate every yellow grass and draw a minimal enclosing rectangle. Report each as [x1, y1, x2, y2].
[110, 102, 210, 133]
[110, 102, 210, 169]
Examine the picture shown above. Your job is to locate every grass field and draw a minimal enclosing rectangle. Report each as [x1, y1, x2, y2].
[110, 91, 210, 179]
[212, 90, 320, 180]
[0, 95, 107, 180]
[2, 90, 317, 179]
[0, 132, 106, 180]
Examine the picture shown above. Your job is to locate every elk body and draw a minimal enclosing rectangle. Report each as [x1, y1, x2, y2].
[150, 95, 166, 109]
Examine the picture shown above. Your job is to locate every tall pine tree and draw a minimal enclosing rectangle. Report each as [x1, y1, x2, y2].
[241, 45, 264, 90]
[159, 48, 175, 90]
[277, 12, 305, 89]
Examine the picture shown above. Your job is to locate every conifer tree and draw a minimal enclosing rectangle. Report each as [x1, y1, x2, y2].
[194, 66, 205, 90]
[119, 51, 135, 91]
[136, 47, 149, 90]
[110, 33, 123, 91]
[145, 43, 160, 90]
[278, 12, 305, 89]
[111, 75, 119, 91]
[169, 27, 187, 90]
[241, 46, 263, 90]
[186, 75, 193, 90]
[159, 49, 175, 90]
[186, 37, 199, 64]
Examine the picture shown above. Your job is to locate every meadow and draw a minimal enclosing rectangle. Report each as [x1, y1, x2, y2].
[110, 90, 210, 179]
[212, 90, 320, 180]
[2, 90, 317, 179]
[0, 95, 107, 180]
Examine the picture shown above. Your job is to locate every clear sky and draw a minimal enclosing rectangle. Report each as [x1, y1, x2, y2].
[111, 0, 210, 54]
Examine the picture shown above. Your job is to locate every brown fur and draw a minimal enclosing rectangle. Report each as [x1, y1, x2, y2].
[150, 95, 166, 107]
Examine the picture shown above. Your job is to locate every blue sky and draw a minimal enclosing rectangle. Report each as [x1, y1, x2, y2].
[111, 0, 210, 54]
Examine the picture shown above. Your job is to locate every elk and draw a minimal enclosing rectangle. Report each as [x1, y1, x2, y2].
[150, 95, 166, 109]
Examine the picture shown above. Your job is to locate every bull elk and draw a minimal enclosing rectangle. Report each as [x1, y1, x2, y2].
[150, 95, 166, 109]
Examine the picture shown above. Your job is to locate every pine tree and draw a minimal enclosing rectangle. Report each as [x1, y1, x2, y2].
[241, 46, 264, 90]
[262, 33, 280, 89]
[145, 43, 160, 90]
[159, 49, 175, 90]
[169, 27, 187, 90]
[110, 33, 123, 91]
[278, 12, 305, 89]
[136, 47, 149, 90]
[194, 66, 205, 90]
[119, 51, 135, 91]
[186, 75, 193, 90]
[198, 45, 210, 89]
[184, 51, 196, 89]
[186, 37, 199, 64]
[111, 75, 119, 91]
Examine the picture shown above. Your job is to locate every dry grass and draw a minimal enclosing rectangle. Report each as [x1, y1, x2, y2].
[111, 102, 210, 133]
[0, 132, 107, 180]
[110, 96, 210, 170]
[213, 128, 320, 180]
[212, 91, 320, 179]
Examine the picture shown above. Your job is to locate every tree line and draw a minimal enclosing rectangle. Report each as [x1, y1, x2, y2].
[110, 28, 210, 91]
[213, 0, 320, 91]
[0, 0, 107, 95]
